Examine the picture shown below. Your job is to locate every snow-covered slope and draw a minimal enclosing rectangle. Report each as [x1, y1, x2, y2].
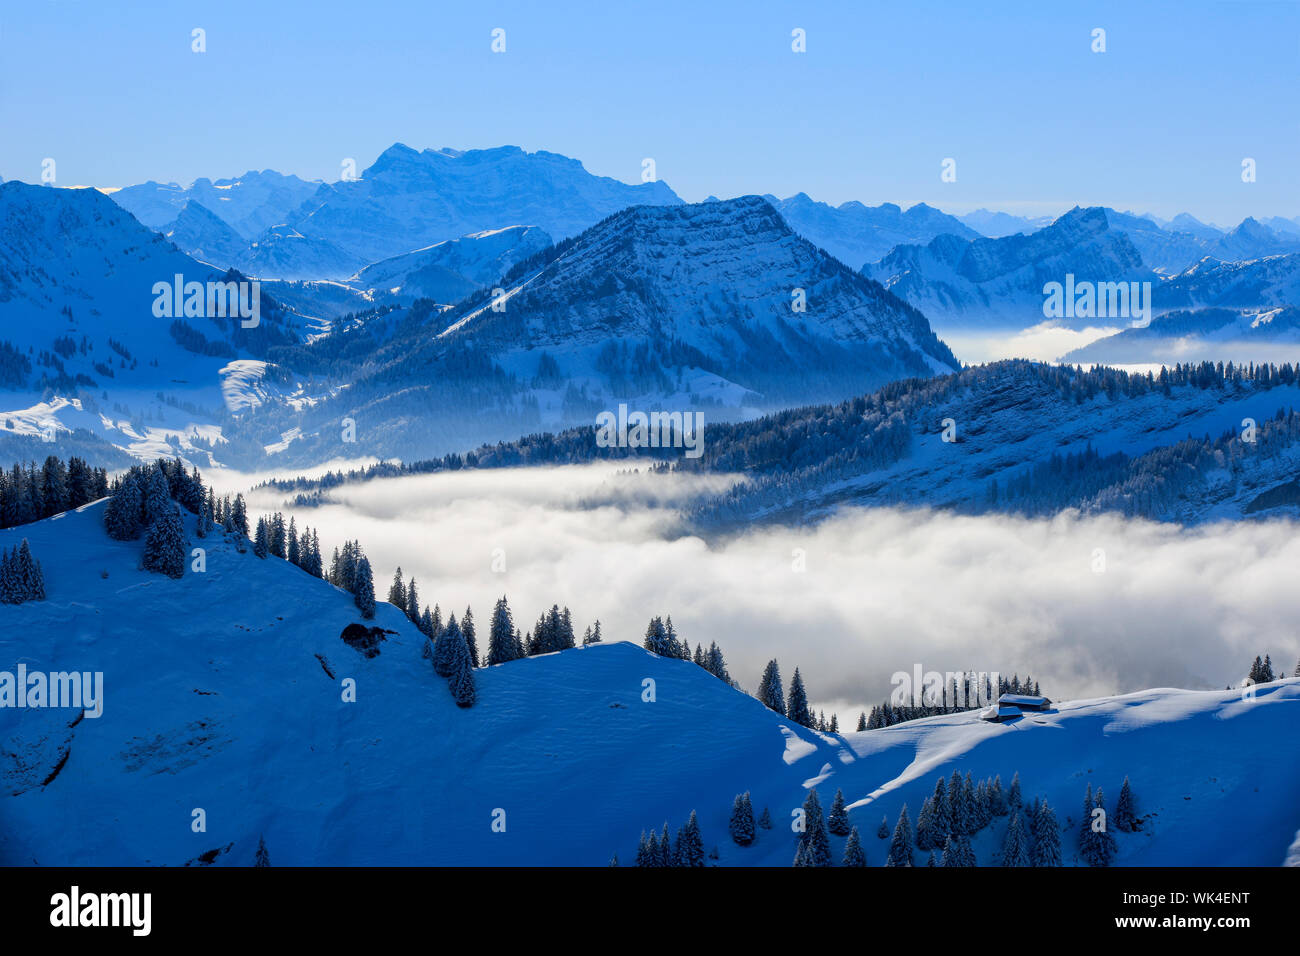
[349, 225, 553, 305]
[0, 182, 325, 465]
[1159, 254, 1300, 312]
[1, 500, 1295, 866]
[767, 193, 979, 269]
[160, 201, 248, 271]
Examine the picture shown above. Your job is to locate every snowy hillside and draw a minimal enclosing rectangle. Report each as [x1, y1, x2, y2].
[349, 225, 553, 306]
[1, 499, 1295, 866]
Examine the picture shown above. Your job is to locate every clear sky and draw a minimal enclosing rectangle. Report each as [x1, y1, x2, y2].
[2, 0, 1296, 226]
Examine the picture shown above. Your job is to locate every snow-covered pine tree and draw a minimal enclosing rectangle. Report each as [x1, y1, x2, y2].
[254, 836, 270, 867]
[404, 577, 420, 626]
[583, 619, 602, 645]
[989, 775, 1009, 816]
[253, 517, 269, 558]
[143, 510, 186, 578]
[432, 612, 459, 677]
[104, 470, 143, 540]
[926, 851, 938, 867]
[758, 806, 772, 829]
[827, 788, 851, 836]
[1094, 787, 1118, 865]
[915, 796, 938, 851]
[462, 607, 479, 667]
[644, 831, 659, 868]
[829, 713, 838, 733]
[1114, 777, 1137, 832]
[729, 793, 755, 846]
[680, 811, 705, 867]
[141, 465, 172, 528]
[1031, 800, 1062, 867]
[354, 556, 376, 619]
[17, 539, 44, 600]
[1007, 772, 1022, 809]
[231, 495, 249, 538]
[487, 596, 516, 665]
[961, 773, 978, 833]
[756, 659, 785, 714]
[388, 567, 406, 611]
[635, 832, 651, 867]
[1001, 811, 1030, 866]
[799, 789, 832, 867]
[658, 824, 672, 867]
[786, 668, 813, 727]
[842, 826, 866, 867]
[886, 804, 914, 867]
[857, 712, 867, 732]
[269, 513, 286, 558]
[931, 776, 951, 842]
[877, 815, 890, 840]
[706, 642, 731, 684]
[287, 517, 300, 566]
[439, 615, 476, 707]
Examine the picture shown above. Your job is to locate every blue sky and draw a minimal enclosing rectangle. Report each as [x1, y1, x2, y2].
[1, 0, 1295, 225]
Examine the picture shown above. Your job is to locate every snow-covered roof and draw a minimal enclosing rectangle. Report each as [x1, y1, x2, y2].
[981, 704, 1022, 721]
[999, 693, 1051, 707]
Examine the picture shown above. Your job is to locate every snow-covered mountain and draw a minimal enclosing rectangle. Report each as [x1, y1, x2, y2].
[2, 498, 1296, 866]
[958, 209, 1056, 238]
[160, 201, 248, 271]
[237, 223, 369, 281]
[349, 225, 553, 305]
[110, 170, 322, 238]
[1061, 306, 1300, 366]
[237, 196, 960, 463]
[1158, 254, 1300, 311]
[766, 193, 979, 269]
[251, 144, 682, 278]
[866, 207, 1152, 331]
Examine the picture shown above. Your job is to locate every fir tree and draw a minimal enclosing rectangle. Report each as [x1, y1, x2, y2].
[287, 517, 300, 565]
[827, 788, 851, 836]
[679, 811, 705, 867]
[253, 517, 269, 558]
[729, 792, 756, 846]
[786, 668, 813, 727]
[758, 807, 772, 830]
[1031, 800, 1062, 867]
[799, 789, 832, 867]
[842, 826, 867, 867]
[877, 815, 890, 840]
[886, 804, 914, 867]
[444, 616, 477, 707]
[583, 619, 602, 645]
[926, 851, 938, 867]
[857, 712, 867, 732]
[1114, 777, 1137, 832]
[1007, 771, 1022, 809]
[388, 567, 406, 611]
[462, 607, 479, 667]
[1001, 811, 1030, 866]
[104, 471, 143, 540]
[405, 577, 420, 626]
[143, 510, 186, 578]
[930, 776, 951, 843]
[254, 836, 270, 867]
[353, 556, 376, 619]
[487, 596, 517, 665]
[635, 832, 651, 867]
[756, 659, 785, 714]
[433, 613, 459, 677]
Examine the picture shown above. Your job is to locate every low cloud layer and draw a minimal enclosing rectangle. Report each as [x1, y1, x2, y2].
[243, 463, 1300, 724]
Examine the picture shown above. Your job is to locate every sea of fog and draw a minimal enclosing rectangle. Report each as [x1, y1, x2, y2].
[221, 462, 1300, 726]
